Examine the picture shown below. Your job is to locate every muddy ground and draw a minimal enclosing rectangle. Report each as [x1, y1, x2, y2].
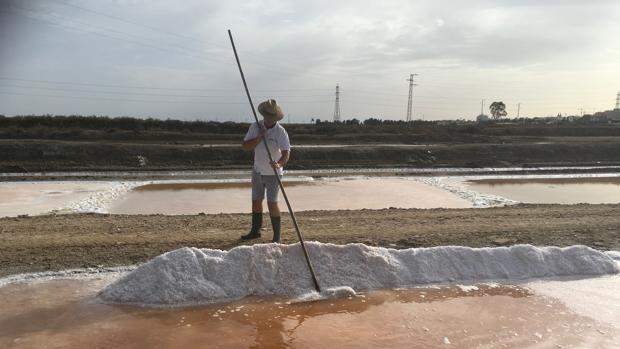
[1, 204, 618, 278]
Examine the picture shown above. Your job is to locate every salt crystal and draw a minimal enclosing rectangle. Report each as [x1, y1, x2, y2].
[97, 243, 619, 307]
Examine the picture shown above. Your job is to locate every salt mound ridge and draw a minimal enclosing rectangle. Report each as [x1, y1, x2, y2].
[98, 243, 619, 307]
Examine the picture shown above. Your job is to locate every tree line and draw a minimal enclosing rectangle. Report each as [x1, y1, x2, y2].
[0, 114, 248, 133]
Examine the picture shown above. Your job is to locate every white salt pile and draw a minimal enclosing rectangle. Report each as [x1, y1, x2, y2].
[97, 243, 619, 307]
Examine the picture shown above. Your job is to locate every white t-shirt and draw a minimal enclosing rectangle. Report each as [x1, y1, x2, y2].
[244, 121, 290, 175]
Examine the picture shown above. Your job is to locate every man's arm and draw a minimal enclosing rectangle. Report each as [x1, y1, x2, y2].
[241, 124, 266, 151]
[274, 150, 290, 168]
[271, 150, 289, 169]
[242, 135, 262, 151]
[272, 128, 291, 168]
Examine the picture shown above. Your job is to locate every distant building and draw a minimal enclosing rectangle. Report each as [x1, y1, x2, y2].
[476, 114, 490, 122]
[587, 109, 620, 123]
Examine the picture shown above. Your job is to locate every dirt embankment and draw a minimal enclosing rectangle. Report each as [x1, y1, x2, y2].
[3, 121, 620, 172]
[2, 139, 620, 173]
[1, 204, 618, 278]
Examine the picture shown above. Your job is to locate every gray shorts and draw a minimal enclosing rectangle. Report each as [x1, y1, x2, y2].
[251, 170, 281, 202]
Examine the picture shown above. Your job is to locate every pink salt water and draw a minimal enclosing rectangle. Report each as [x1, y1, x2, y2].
[0, 181, 111, 217]
[466, 176, 620, 204]
[1, 278, 618, 348]
[109, 178, 472, 215]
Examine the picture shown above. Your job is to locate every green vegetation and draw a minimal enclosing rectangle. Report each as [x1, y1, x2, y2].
[489, 101, 507, 120]
[2, 114, 620, 143]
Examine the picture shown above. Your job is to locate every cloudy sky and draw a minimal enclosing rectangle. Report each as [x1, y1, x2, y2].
[1, 0, 619, 122]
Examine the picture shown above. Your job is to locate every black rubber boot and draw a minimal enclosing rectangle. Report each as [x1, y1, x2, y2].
[271, 216, 281, 243]
[241, 212, 262, 240]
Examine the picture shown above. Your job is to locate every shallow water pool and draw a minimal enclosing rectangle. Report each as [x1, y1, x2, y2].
[108, 178, 472, 215]
[1, 277, 618, 348]
[466, 176, 620, 204]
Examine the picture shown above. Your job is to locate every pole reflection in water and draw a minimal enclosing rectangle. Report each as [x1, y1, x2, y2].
[1, 277, 618, 348]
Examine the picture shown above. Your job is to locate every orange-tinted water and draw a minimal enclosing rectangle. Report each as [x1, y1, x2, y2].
[1, 278, 618, 348]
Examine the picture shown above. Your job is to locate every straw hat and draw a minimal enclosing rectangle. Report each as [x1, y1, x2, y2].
[257, 99, 284, 121]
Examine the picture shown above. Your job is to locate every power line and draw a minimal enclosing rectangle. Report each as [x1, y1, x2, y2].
[42, 1, 366, 81]
[0, 77, 329, 92]
[27, 3, 219, 58]
[7, 2, 613, 97]
[344, 101, 482, 111]
[1, 89, 610, 118]
[0, 80, 607, 110]
[0, 77, 236, 91]
[0, 91, 244, 105]
[341, 89, 613, 103]
[4, 6, 230, 66]
[345, 89, 409, 98]
[0, 84, 240, 98]
[13, 2, 323, 83]
[50, 0, 226, 48]
[0, 84, 331, 99]
[14, 3, 338, 83]
[0, 90, 331, 105]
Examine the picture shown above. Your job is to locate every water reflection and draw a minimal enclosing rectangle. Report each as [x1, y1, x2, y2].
[2, 278, 617, 348]
[110, 178, 471, 214]
[467, 176, 620, 204]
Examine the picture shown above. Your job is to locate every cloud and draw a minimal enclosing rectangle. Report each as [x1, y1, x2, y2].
[0, 0, 618, 120]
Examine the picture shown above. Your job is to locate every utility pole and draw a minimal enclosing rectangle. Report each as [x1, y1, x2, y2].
[517, 103, 521, 118]
[480, 99, 485, 116]
[406, 74, 418, 122]
[333, 83, 341, 122]
[616, 91, 620, 110]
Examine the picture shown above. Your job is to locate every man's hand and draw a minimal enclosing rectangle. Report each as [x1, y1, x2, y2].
[273, 151, 289, 170]
[258, 125, 267, 139]
[241, 125, 267, 151]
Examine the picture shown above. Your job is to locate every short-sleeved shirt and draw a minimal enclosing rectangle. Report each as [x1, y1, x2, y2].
[244, 120, 290, 175]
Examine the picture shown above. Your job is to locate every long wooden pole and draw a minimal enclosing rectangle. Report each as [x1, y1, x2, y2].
[227, 29, 321, 292]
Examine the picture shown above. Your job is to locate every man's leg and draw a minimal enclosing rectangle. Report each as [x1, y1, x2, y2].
[265, 175, 282, 243]
[267, 201, 280, 216]
[267, 202, 281, 243]
[242, 171, 264, 240]
[252, 200, 263, 213]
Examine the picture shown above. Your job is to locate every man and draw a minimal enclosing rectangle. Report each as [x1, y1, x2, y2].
[241, 99, 290, 243]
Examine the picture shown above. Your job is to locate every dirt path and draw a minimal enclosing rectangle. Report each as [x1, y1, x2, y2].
[1, 204, 619, 278]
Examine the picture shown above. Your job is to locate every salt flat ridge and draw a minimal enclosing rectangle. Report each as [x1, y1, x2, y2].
[97, 243, 619, 307]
